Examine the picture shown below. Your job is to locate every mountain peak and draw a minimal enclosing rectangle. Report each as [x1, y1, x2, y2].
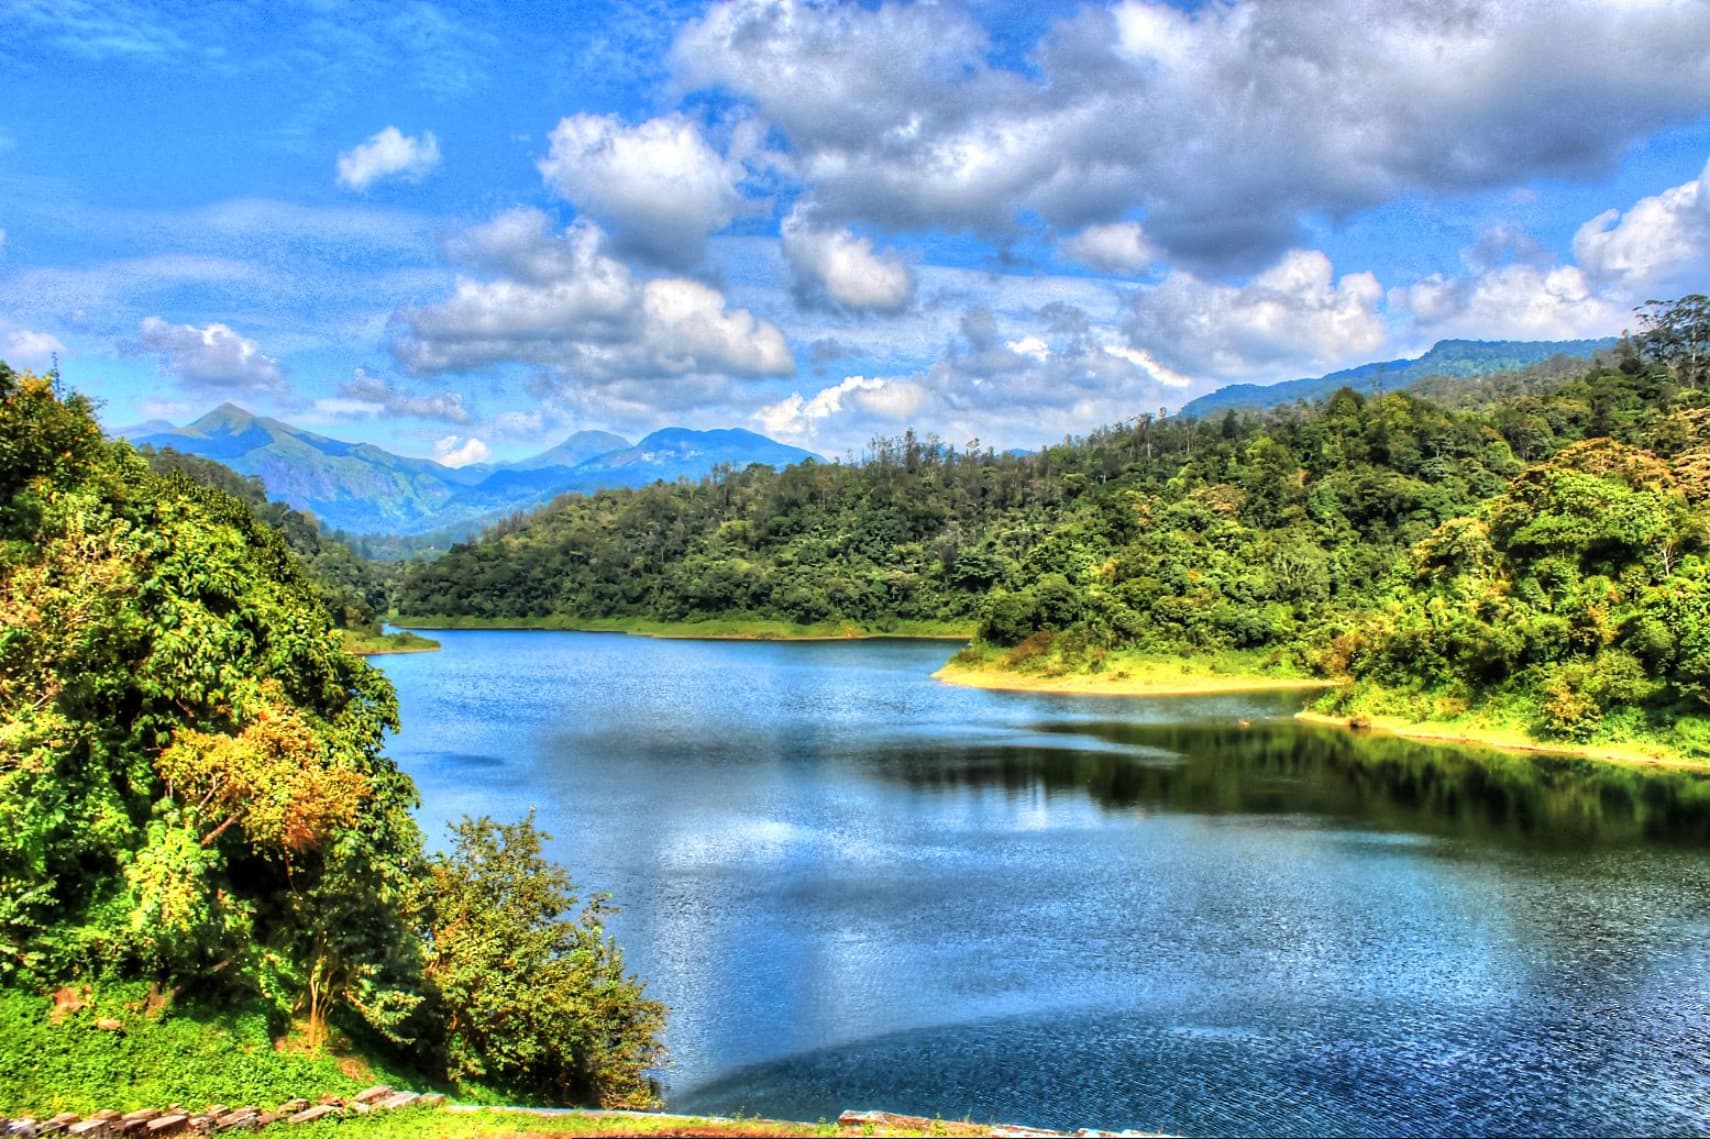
[507, 429, 632, 472]
[110, 409, 820, 537]
[192, 402, 261, 431]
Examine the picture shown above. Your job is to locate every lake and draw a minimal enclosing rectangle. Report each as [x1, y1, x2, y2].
[374, 630, 1710, 1136]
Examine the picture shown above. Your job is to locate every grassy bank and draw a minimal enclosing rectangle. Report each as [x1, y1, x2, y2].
[1302, 682, 1708, 770]
[293, 1107, 1010, 1138]
[933, 641, 1331, 698]
[1294, 710, 1702, 769]
[0, 988, 1028, 1137]
[391, 615, 975, 642]
[0, 985, 432, 1116]
[340, 629, 441, 656]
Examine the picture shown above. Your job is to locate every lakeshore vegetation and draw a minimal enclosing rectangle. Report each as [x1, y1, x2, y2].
[3, 296, 1708, 1115]
[0, 365, 662, 1113]
[396, 296, 1710, 762]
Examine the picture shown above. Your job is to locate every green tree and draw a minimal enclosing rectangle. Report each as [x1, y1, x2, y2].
[422, 815, 665, 1107]
[1634, 294, 1710, 389]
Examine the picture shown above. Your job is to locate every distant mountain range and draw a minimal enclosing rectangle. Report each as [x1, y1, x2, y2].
[111, 337, 1615, 537]
[1177, 337, 1619, 419]
[114, 404, 820, 538]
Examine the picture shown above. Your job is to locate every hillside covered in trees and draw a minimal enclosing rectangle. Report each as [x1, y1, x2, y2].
[136, 445, 392, 633]
[397, 298, 1710, 761]
[0, 366, 662, 1109]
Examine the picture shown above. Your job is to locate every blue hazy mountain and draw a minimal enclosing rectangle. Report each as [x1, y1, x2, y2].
[1178, 337, 1618, 419]
[497, 429, 632, 471]
[562, 427, 821, 486]
[118, 405, 820, 536]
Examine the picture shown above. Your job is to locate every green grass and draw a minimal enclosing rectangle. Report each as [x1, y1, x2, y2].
[291, 1106, 991, 1138]
[0, 985, 430, 1116]
[941, 639, 1318, 686]
[390, 615, 974, 641]
[291, 1109, 842, 1138]
[0, 983, 987, 1135]
[1310, 680, 1710, 767]
[340, 629, 441, 656]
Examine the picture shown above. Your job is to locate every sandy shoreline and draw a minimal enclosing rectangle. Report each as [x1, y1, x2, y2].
[931, 662, 1335, 698]
[935, 662, 1704, 771]
[1292, 710, 1703, 771]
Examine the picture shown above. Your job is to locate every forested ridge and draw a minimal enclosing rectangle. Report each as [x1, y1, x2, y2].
[0, 365, 662, 1109]
[398, 297, 1710, 759]
[136, 446, 392, 633]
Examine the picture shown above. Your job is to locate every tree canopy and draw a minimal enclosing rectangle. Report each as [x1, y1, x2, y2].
[0, 364, 662, 1106]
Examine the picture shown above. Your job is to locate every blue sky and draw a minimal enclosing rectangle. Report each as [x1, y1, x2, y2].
[3, 0, 1710, 464]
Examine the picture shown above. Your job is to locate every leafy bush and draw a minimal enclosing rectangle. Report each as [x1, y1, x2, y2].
[422, 817, 665, 1108]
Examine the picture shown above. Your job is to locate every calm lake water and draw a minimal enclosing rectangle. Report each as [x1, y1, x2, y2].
[374, 631, 1710, 1136]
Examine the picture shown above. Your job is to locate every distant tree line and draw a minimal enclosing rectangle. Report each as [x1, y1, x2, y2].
[396, 297, 1710, 756]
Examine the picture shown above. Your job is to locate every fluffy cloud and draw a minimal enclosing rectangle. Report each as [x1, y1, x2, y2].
[754, 374, 925, 443]
[1573, 156, 1710, 291]
[1392, 163, 1710, 341]
[392, 210, 793, 382]
[135, 316, 287, 394]
[755, 303, 1192, 453]
[1125, 250, 1386, 381]
[674, 0, 1710, 270]
[1060, 222, 1157, 276]
[315, 366, 472, 423]
[3, 328, 67, 366]
[336, 127, 441, 191]
[537, 113, 742, 267]
[1395, 264, 1622, 341]
[780, 208, 914, 313]
[433, 434, 490, 468]
[639, 278, 794, 376]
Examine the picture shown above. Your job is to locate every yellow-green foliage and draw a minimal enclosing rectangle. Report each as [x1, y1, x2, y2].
[0, 366, 663, 1109]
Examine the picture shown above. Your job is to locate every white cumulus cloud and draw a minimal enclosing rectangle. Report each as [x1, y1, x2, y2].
[1392, 161, 1710, 342]
[4, 328, 67, 366]
[1394, 263, 1622, 341]
[392, 211, 794, 383]
[537, 113, 742, 268]
[135, 316, 287, 394]
[1060, 222, 1158, 275]
[433, 434, 490, 468]
[780, 208, 915, 313]
[753, 304, 1198, 455]
[1125, 250, 1386, 381]
[336, 127, 442, 191]
[1572, 156, 1710, 291]
[755, 374, 924, 444]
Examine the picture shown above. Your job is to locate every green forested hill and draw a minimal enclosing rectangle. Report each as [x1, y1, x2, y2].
[397, 307, 1710, 760]
[136, 445, 392, 631]
[0, 366, 662, 1109]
